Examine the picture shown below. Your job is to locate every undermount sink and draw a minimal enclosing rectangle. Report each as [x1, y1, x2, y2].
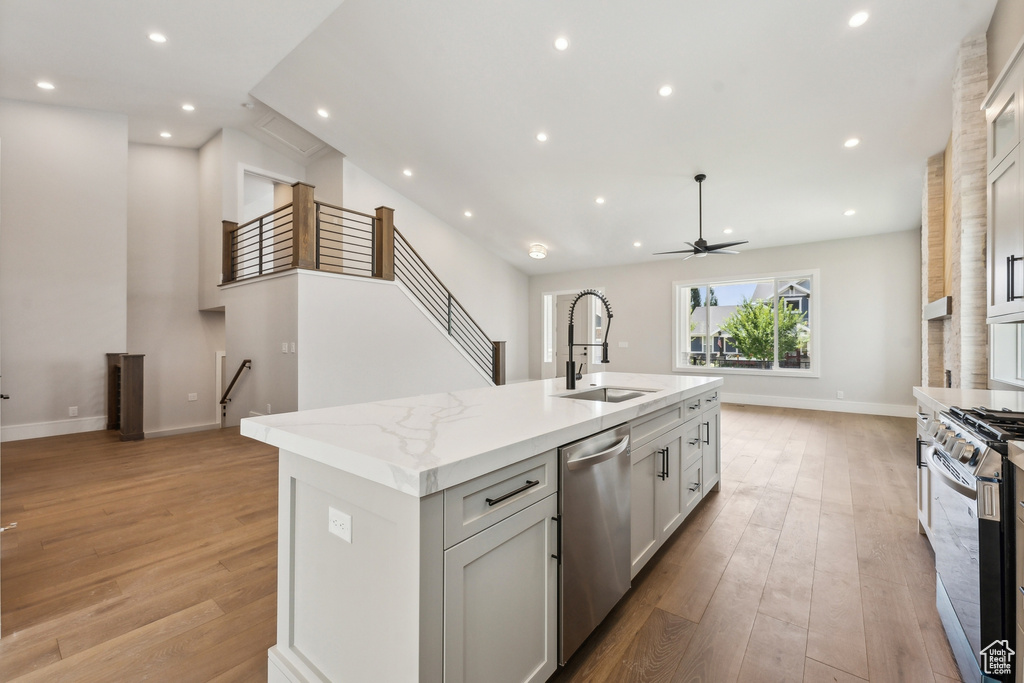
[557, 387, 657, 403]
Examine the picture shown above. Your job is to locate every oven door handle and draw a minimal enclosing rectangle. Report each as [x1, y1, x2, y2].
[925, 445, 976, 500]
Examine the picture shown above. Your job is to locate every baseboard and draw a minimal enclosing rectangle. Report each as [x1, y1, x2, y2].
[0, 416, 107, 442]
[144, 422, 221, 439]
[720, 392, 916, 418]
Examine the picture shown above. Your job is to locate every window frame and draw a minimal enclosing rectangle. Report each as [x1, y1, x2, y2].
[672, 269, 820, 378]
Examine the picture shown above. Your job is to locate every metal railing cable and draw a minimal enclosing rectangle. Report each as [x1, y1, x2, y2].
[229, 204, 294, 281]
[393, 228, 495, 381]
[315, 202, 376, 277]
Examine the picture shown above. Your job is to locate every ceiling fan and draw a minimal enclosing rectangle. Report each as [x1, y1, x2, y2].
[655, 173, 747, 260]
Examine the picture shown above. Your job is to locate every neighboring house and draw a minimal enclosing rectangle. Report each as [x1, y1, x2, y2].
[688, 280, 811, 368]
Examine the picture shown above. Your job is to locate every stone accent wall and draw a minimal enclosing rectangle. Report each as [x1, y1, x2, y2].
[953, 35, 990, 388]
[922, 152, 945, 386]
[924, 35, 989, 389]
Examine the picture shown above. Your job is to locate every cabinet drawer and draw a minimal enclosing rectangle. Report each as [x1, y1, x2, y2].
[682, 419, 702, 468]
[444, 450, 557, 548]
[631, 403, 684, 449]
[700, 389, 720, 409]
[682, 459, 703, 516]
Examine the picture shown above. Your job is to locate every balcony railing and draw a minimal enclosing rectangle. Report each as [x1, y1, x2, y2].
[222, 182, 504, 384]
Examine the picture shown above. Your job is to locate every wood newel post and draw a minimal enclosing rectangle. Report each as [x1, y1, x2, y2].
[222, 220, 238, 283]
[492, 341, 506, 386]
[374, 206, 395, 281]
[291, 182, 317, 270]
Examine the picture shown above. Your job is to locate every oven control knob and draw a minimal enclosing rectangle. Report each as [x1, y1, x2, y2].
[950, 439, 967, 460]
[960, 443, 976, 463]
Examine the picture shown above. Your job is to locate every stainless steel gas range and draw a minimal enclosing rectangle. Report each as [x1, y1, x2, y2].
[919, 406, 1019, 683]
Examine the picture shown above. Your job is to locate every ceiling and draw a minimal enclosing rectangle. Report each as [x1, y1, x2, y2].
[0, 0, 999, 275]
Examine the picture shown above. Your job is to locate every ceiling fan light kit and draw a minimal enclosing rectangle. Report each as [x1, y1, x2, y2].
[655, 173, 748, 260]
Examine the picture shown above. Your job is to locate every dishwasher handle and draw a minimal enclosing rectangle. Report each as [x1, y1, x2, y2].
[565, 436, 630, 471]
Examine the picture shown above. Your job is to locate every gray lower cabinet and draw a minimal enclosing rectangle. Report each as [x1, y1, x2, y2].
[629, 389, 722, 579]
[702, 405, 721, 494]
[630, 422, 688, 577]
[443, 493, 558, 683]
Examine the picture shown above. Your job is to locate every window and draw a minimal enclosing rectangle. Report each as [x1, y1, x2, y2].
[674, 272, 817, 375]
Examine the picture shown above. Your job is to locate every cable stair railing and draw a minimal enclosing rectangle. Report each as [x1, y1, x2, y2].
[221, 182, 505, 385]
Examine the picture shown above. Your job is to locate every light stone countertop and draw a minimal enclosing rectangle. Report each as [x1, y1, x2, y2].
[913, 386, 1024, 416]
[241, 372, 723, 497]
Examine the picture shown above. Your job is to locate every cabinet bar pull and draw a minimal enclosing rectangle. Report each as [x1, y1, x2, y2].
[551, 515, 561, 561]
[486, 479, 540, 506]
[657, 447, 668, 480]
[1009, 255, 1023, 301]
[703, 421, 710, 445]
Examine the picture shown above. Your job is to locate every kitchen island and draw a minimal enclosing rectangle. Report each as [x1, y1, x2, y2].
[243, 372, 723, 683]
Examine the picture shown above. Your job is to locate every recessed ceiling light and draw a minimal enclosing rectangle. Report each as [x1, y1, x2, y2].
[317, 108, 329, 118]
[464, 211, 473, 217]
[36, 81, 55, 90]
[182, 103, 195, 112]
[148, 32, 167, 43]
[844, 137, 860, 148]
[659, 85, 673, 97]
[723, 228, 733, 234]
[848, 11, 869, 28]
[633, 241, 642, 248]
[403, 169, 413, 177]
[844, 209, 856, 216]
[536, 132, 548, 143]
[529, 244, 547, 259]
[596, 197, 605, 205]
[160, 132, 172, 139]
[554, 37, 569, 51]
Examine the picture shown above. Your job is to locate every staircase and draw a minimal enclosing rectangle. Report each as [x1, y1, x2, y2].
[222, 182, 506, 385]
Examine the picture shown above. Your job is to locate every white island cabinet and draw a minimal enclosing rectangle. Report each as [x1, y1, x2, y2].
[242, 372, 722, 683]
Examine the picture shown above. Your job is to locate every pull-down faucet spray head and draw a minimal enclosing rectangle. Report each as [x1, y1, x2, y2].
[565, 289, 614, 389]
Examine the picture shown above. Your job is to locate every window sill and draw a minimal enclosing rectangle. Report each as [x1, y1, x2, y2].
[672, 365, 820, 379]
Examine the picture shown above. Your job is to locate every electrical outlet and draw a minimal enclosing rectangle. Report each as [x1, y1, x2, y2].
[281, 342, 288, 353]
[266, 403, 272, 414]
[618, 341, 629, 348]
[68, 406, 78, 417]
[837, 390, 844, 399]
[290, 342, 296, 353]
[328, 506, 352, 543]
[188, 393, 198, 402]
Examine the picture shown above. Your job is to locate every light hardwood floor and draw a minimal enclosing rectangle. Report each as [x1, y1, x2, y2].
[0, 405, 958, 682]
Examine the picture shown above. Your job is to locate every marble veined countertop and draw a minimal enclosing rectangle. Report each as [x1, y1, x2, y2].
[241, 372, 722, 497]
[913, 386, 1024, 415]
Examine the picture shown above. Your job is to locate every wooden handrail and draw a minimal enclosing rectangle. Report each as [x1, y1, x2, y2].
[220, 359, 252, 406]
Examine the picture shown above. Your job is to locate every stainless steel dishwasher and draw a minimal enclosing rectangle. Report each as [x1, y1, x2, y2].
[558, 422, 631, 664]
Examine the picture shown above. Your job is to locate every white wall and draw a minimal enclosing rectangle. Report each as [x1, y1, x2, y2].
[0, 99, 128, 440]
[342, 161, 530, 382]
[198, 128, 308, 310]
[127, 144, 225, 436]
[529, 229, 922, 416]
[297, 271, 489, 410]
[305, 150, 346, 207]
[221, 273, 299, 426]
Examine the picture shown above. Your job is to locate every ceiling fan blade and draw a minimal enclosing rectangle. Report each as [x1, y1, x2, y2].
[705, 240, 748, 251]
[682, 253, 696, 261]
[685, 242, 698, 250]
[653, 248, 697, 255]
[708, 249, 740, 255]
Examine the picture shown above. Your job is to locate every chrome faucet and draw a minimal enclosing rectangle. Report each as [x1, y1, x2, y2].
[566, 289, 613, 390]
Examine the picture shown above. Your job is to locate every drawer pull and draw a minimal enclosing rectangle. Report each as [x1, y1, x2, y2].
[688, 438, 700, 446]
[688, 403, 700, 411]
[1019, 585, 1024, 597]
[486, 479, 540, 506]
